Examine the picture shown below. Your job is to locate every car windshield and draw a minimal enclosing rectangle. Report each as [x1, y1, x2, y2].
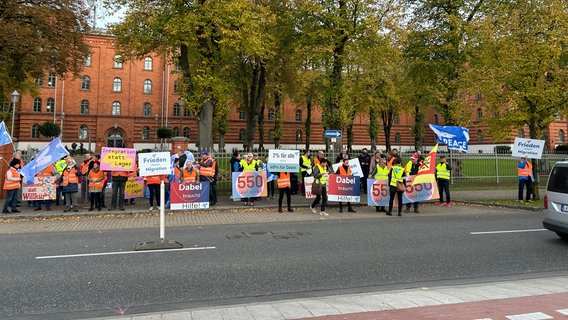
[548, 164, 568, 193]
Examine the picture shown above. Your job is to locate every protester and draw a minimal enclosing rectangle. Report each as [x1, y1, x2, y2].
[517, 156, 533, 202]
[436, 155, 452, 207]
[238, 153, 261, 206]
[54, 156, 67, 205]
[62, 157, 80, 212]
[145, 173, 163, 211]
[88, 162, 105, 211]
[80, 153, 94, 202]
[313, 150, 325, 166]
[277, 171, 294, 213]
[181, 160, 198, 182]
[33, 162, 57, 211]
[358, 148, 371, 194]
[369, 158, 389, 212]
[310, 158, 329, 216]
[369, 150, 384, 174]
[404, 153, 420, 213]
[387, 158, 406, 216]
[264, 155, 275, 199]
[299, 149, 312, 196]
[230, 151, 241, 173]
[2, 158, 22, 213]
[335, 149, 348, 164]
[109, 168, 128, 211]
[198, 151, 217, 206]
[335, 157, 356, 213]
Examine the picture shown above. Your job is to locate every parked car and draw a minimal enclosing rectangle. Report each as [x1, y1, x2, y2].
[543, 160, 568, 240]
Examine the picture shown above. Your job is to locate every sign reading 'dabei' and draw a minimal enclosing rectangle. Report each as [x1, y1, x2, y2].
[138, 152, 172, 176]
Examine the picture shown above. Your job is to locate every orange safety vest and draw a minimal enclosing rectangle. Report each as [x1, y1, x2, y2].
[277, 172, 291, 189]
[128, 163, 138, 178]
[38, 164, 55, 177]
[3, 168, 20, 190]
[173, 167, 181, 182]
[182, 168, 198, 183]
[145, 175, 161, 185]
[81, 159, 94, 175]
[89, 170, 105, 188]
[112, 170, 129, 177]
[518, 161, 533, 177]
[339, 165, 352, 175]
[63, 167, 78, 186]
[200, 158, 216, 177]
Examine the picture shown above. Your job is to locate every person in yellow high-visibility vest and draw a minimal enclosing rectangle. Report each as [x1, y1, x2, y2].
[369, 158, 389, 212]
[387, 158, 406, 216]
[310, 158, 329, 216]
[435, 155, 452, 207]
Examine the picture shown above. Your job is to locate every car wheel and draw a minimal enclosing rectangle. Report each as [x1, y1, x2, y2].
[555, 232, 568, 241]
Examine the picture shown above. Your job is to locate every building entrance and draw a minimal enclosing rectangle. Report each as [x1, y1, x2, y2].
[107, 129, 124, 147]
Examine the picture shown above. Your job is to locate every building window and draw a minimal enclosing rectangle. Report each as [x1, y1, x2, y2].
[238, 108, 246, 120]
[47, 73, 56, 88]
[268, 129, 275, 141]
[295, 109, 302, 122]
[172, 127, 180, 136]
[142, 126, 150, 140]
[394, 114, 400, 125]
[32, 124, 40, 139]
[267, 108, 275, 121]
[183, 127, 190, 138]
[143, 79, 152, 93]
[394, 132, 401, 144]
[518, 129, 524, 138]
[239, 129, 245, 141]
[559, 130, 565, 143]
[173, 103, 180, 117]
[184, 108, 190, 117]
[35, 77, 43, 86]
[46, 98, 55, 113]
[477, 130, 483, 143]
[83, 54, 92, 66]
[81, 76, 90, 90]
[112, 102, 121, 115]
[114, 55, 123, 69]
[475, 92, 483, 101]
[113, 78, 122, 92]
[434, 114, 439, 125]
[173, 80, 180, 94]
[143, 103, 151, 116]
[80, 100, 89, 114]
[174, 64, 181, 71]
[33, 98, 42, 112]
[296, 130, 302, 142]
[79, 125, 88, 140]
[144, 57, 153, 70]
[476, 108, 483, 122]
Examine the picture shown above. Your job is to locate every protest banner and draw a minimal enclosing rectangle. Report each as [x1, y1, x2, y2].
[138, 152, 171, 176]
[231, 171, 267, 199]
[267, 149, 300, 172]
[124, 177, 144, 199]
[511, 137, 545, 159]
[367, 175, 438, 206]
[331, 158, 364, 177]
[22, 176, 57, 201]
[169, 182, 210, 210]
[327, 174, 361, 202]
[101, 147, 136, 171]
[303, 176, 316, 199]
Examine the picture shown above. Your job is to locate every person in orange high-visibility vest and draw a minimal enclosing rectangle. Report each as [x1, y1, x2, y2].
[335, 157, 356, 213]
[198, 151, 217, 206]
[110, 169, 129, 211]
[518, 156, 533, 202]
[88, 162, 105, 211]
[277, 171, 294, 213]
[80, 153, 94, 203]
[181, 161, 198, 183]
[3, 158, 22, 214]
[145, 174, 162, 211]
[62, 157, 80, 212]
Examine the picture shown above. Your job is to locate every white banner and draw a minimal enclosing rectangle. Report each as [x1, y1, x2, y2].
[331, 158, 363, 177]
[138, 152, 172, 176]
[267, 149, 300, 172]
[511, 138, 545, 159]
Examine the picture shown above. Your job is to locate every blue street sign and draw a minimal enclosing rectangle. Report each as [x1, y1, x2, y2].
[324, 130, 342, 138]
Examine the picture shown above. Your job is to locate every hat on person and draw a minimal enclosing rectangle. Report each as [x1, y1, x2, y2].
[9, 158, 20, 167]
[201, 151, 208, 155]
[411, 153, 419, 160]
[247, 153, 253, 157]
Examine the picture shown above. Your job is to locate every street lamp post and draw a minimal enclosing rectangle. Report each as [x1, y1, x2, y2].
[178, 98, 185, 137]
[154, 114, 159, 151]
[60, 112, 65, 138]
[10, 90, 20, 139]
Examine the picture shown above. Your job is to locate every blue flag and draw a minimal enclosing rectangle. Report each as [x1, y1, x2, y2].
[429, 124, 470, 152]
[20, 137, 69, 184]
[0, 121, 13, 147]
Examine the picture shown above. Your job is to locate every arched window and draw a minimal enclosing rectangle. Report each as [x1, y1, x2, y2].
[112, 101, 121, 115]
[33, 98, 42, 112]
[394, 132, 401, 144]
[47, 73, 56, 87]
[238, 108, 246, 120]
[83, 53, 92, 66]
[31, 124, 40, 139]
[296, 130, 302, 142]
[113, 78, 122, 92]
[79, 125, 88, 140]
[35, 77, 43, 86]
[144, 57, 153, 70]
[81, 76, 90, 90]
[295, 109, 302, 122]
[477, 108, 483, 121]
[142, 126, 150, 140]
[172, 127, 180, 136]
[475, 92, 483, 101]
[267, 108, 275, 121]
[559, 130, 565, 143]
[143, 79, 152, 93]
[46, 98, 55, 113]
[239, 129, 245, 141]
[80, 100, 89, 114]
[433, 114, 439, 125]
[114, 55, 123, 69]
[143, 103, 151, 116]
[173, 103, 180, 117]
[183, 127, 190, 138]
[477, 130, 483, 143]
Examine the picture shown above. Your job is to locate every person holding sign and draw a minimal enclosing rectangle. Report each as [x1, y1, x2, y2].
[62, 157, 80, 212]
[404, 153, 421, 214]
[517, 156, 533, 202]
[181, 160, 198, 182]
[277, 172, 294, 213]
[239, 153, 261, 206]
[2, 158, 22, 214]
[369, 158, 389, 212]
[88, 162, 105, 211]
[299, 150, 312, 196]
[310, 158, 329, 216]
[435, 155, 452, 207]
[146, 174, 165, 211]
[335, 157, 356, 213]
[198, 151, 217, 206]
[387, 158, 406, 216]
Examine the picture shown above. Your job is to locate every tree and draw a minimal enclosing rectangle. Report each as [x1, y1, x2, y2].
[0, 0, 91, 93]
[38, 121, 61, 139]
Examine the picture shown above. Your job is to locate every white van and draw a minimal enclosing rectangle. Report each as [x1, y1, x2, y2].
[543, 160, 568, 240]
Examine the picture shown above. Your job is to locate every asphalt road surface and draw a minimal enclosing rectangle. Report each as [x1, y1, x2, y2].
[1, 208, 566, 319]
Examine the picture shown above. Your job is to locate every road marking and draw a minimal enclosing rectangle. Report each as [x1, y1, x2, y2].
[506, 312, 553, 319]
[557, 309, 568, 315]
[470, 229, 546, 235]
[35, 246, 216, 260]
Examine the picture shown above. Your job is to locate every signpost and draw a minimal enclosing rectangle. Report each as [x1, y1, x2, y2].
[324, 130, 342, 139]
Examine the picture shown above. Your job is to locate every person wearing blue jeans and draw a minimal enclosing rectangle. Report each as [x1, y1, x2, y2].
[517, 157, 533, 202]
[3, 159, 22, 213]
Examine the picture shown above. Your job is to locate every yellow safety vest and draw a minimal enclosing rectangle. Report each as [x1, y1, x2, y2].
[374, 165, 389, 180]
[315, 164, 328, 185]
[436, 163, 450, 180]
[389, 165, 404, 187]
[300, 155, 311, 172]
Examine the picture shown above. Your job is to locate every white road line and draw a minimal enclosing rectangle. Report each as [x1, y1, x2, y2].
[556, 309, 568, 315]
[35, 246, 216, 260]
[470, 229, 546, 235]
[506, 312, 553, 320]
